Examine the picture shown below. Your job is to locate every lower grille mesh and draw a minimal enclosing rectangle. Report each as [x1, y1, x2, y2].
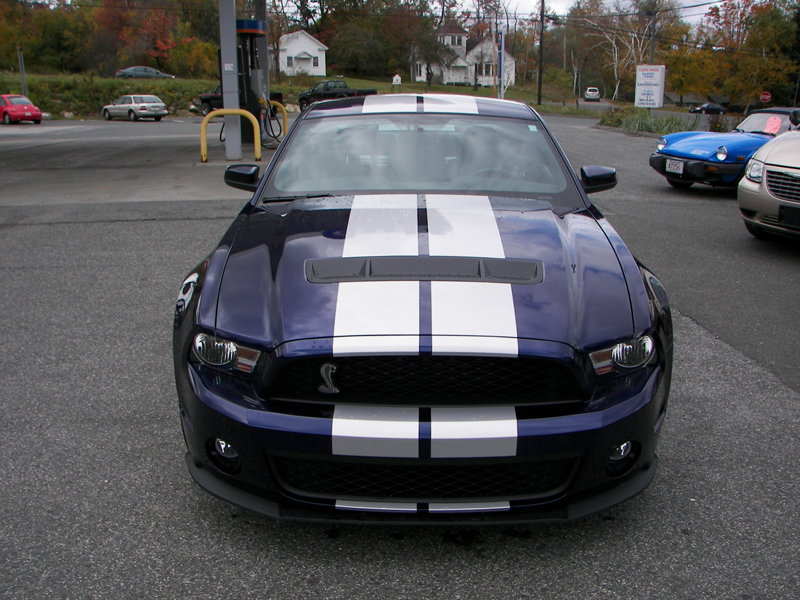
[270, 455, 578, 500]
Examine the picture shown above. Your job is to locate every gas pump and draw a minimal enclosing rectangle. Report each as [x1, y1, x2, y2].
[234, 19, 267, 143]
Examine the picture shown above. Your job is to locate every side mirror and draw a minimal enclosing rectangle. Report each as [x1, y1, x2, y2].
[580, 165, 617, 194]
[224, 164, 261, 192]
[790, 108, 800, 128]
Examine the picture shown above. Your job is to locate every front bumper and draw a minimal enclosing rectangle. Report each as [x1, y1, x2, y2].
[649, 152, 744, 186]
[739, 174, 800, 238]
[176, 358, 670, 524]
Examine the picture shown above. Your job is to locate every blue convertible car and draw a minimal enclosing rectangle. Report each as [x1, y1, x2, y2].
[649, 107, 799, 188]
[174, 94, 673, 523]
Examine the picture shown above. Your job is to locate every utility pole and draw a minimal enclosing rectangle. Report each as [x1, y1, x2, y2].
[17, 47, 27, 97]
[537, 0, 545, 105]
[645, 5, 657, 64]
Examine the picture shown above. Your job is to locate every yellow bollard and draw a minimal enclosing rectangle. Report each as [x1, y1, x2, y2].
[200, 109, 262, 163]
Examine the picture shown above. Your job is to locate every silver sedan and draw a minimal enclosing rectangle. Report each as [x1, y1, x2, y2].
[102, 95, 168, 121]
[738, 108, 800, 239]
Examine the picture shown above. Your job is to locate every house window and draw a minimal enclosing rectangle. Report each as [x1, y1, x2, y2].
[415, 63, 422, 77]
[313, 56, 319, 67]
[482, 63, 493, 76]
[287, 56, 293, 67]
[452, 35, 462, 46]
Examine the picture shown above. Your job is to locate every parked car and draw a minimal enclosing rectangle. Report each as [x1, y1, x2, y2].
[198, 85, 285, 117]
[297, 80, 378, 111]
[738, 109, 800, 239]
[102, 95, 168, 121]
[173, 94, 673, 524]
[0, 94, 42, 124]
[115, 66, 175, 79]
[584, 87, 601, 101]
[649, 107, 798, 188]
[689, 102, 726, 115]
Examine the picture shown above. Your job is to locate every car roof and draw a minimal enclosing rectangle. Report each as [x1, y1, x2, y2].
[749, 107, 797, 115]
[303, 94, 538, 120]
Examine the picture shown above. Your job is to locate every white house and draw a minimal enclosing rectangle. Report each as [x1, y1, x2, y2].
[413, 23, 516, 89]
[274, 30, 328, 77]
[466, 37, 515, 89]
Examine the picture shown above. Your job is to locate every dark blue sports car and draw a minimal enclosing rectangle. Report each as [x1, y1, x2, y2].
[649, 107, 798, 188]
[174, 94, 673, 523]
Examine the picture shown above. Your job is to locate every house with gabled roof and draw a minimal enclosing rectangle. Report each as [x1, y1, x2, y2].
[412, 22, 515, 89]
[274, 30, 328, 77]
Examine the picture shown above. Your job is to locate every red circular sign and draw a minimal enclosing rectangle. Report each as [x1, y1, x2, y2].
[760, 91, 772, 103]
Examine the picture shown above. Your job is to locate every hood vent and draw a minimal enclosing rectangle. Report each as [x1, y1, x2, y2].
[306, 256, 544, 285]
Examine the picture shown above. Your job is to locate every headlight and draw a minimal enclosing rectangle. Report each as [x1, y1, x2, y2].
[590, 336, 655, 375]
[745, 159, 764, 183]
[656, 137, 667, 151]
[715, 146, 728, 161]
[192, 333, 261, 374]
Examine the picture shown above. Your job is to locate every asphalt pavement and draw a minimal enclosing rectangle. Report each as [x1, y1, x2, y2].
[1, 116, 799, 599]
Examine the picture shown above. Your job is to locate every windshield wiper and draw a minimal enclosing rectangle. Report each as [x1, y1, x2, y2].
[746, 131, 777, 137]
[263, 193, 335, 202]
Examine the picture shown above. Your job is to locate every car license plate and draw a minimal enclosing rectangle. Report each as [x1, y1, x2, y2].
[666, 159, 684, 174]
[779, 206, 800, 230]
[25, 111, 31, 116]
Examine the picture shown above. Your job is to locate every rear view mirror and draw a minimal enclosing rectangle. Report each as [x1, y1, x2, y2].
[224, 164, 261, 192]
[580, 166, 617, 194]
[790, 108, 800, 128]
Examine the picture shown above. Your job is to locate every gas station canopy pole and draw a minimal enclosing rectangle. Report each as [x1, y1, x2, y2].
[218, 0, 241, 160]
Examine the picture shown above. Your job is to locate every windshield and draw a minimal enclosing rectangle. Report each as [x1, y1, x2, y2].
[736, 112, 792, 136]
[262, 113, 581, 210]
[10, 97, 33, 106]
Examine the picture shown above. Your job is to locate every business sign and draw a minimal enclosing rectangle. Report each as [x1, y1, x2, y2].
[635, 65, 666, 108]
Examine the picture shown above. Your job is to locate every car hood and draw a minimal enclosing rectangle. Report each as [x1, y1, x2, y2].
[752, 131, 800, 167]
[661, 131, 773, 160]
[212, 195, 635, 353]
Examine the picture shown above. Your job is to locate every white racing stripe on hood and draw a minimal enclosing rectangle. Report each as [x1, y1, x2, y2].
[333, 195, 419, 356]
[426, 195, 518, 356]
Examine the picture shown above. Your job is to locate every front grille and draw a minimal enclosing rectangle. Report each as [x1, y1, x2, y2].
[269, 455, 579, 501]
[766, 170, 800, 202]
[266, 355, 584, 406]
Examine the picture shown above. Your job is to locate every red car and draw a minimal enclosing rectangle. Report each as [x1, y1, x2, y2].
[0, 94, 42, 124]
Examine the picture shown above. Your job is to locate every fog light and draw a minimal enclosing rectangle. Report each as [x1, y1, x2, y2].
[606, 441, 640, 478]
[215, 438, 239, 459]
[609, 441, 632, 462]
[207, 438, 241, 474]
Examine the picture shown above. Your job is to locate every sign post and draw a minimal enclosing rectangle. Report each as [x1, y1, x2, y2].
[635, 65, 666, 109]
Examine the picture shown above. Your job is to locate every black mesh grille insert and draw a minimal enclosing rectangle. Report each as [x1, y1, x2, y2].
[266, 355, 584, 406]
[269, 455, 579, 501]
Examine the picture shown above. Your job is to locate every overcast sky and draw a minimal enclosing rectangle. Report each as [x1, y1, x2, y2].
[502, 0, 719, 24]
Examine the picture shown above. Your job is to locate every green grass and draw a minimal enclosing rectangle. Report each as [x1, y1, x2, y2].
[1, 71, 613, 120]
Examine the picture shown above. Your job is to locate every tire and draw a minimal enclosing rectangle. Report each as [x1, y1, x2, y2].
[103, 109, 112, 121]
[3, 113, 11, 125]
[666, 178, 693, 189]
[701, 109, 706, 114]
[299, 99, 309, 112]
[154, 116, 162, 122]
[745, 221, 771, 240]
[128, 110, 138, 122]
[200, 102, 211, 116]
[33, 119, 40, 124]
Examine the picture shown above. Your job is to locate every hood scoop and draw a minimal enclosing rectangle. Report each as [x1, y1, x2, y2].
[305, 256, 544, 285]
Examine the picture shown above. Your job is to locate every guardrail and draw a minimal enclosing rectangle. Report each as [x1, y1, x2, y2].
[200, 109, 261, 163]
